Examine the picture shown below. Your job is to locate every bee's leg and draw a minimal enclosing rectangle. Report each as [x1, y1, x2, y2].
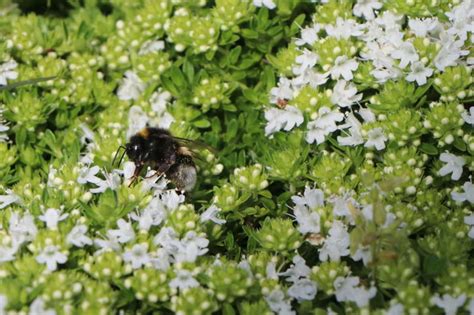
[143, 170, 161, 179]
[128, 164, 144, 187]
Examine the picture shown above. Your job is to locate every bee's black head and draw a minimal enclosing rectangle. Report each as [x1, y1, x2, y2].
[126, 135, 147, 164]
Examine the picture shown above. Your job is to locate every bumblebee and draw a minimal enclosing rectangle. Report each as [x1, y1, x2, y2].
[115, 127, 203, 191]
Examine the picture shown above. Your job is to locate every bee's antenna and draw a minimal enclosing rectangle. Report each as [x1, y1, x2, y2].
[112, 146, 127, 167]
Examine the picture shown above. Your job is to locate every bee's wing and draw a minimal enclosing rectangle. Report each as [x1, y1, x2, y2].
[173, 136, 217, 154]
[0, 76, 57, 91]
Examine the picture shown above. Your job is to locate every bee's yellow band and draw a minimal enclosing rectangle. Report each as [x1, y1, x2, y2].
[137, 128, 150, 138]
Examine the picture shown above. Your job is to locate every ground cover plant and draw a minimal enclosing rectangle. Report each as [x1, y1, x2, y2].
[0, 0, 473, 313]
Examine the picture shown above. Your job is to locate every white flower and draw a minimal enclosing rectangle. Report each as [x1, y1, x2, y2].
[0, 109, 9, 142]
[264, 289, 295, 315]
[279, 255, 311, 282]
[148, 91, 175, 129]
[351, 285, 377, 307]
[390, 42, 419, 68]
[439, 152, 465, 181]
[293, 49, 319, 75]
[38, 208, 69, 230]
[325, 18, 364, 39]
[200, 204, 226, 225]
[266, 261, 279, 280]
[169, 269, 200, 290]
[462, 107, 474, 126]
[375, 11, 403, 30]
[139, 40, 165, 55]
[446, 1, 474, 40]
[0, 245, 17, 263]
[78, 123, 95, 144]
[253, 0, 276, 9]
[331, 80, 362, 108]
[67, 224, 93, 247]
[371, 65, 402, 83]
[353, 0, 382, 20]
[150, 90, 172, 114]
[434, 33, 468, 71]
[29, 297, 56, 315]
[364, 127, 387, 150]
[270, 77, 294, 104]
[405, 61, 433, 85]
[386, 303, 404, 315]
[121, 161, 136, 180]
[131, 196, 168, 231]
[94, 234, 121, 253]
[0, 189, 20, 209]
[358, 108, 376, 122]
[334, 276, 360, 302]
[36, 245, 67, 271]
[452, 182, 474, 204]
[149, 248, 171, 271]
[319, 221, 350, 262]
[123, 243, 150, 269]
[172, 231, 209, 263]
[0, 59, 18, 86]
[288, 279, 317, 301]
[126, 105, 149, 139]
[107, 219, 136, 244]
[292, 186, 325, 210]
[464, 214, 474, 239]
[154, 227, 178, 248]
[292, 69, 329, 89]
[306, 107, 344, 145]
[408, 18, 439, 37]
[337, 113, 364, 146]
[160, 189, 185, 211]
[0, 294, 7, 315]
[329, 192, 359, 222]
[293, 205, 321, 235]
[334, 275, 377, 307]
[431, 294, 466, 315]
[89, 171, 121, 193]
[77, 165, 102, 185]
[264, 106, 304, 136]
[330, 56, 359, 81]
[352, 245, 372, 266]
[9, 211, 37, 246]
[117, 71, 146, 100]
[295, 25, 320, 46]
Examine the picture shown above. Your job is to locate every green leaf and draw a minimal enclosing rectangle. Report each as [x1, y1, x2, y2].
[222, 104, 237, 112]
[224, 119, 238, 141]
[241, 29, 259, 39]
[289, 14, 305, 36]
[422, 255, 447, 278]
[228, 46, 242, 65]
[260, 198, 275, 210]
[242, 88, 259, 103]
[225, 232, 235, 250]
[168, 66, 187, 89]
[160, 76, 179, 96]
[258, 190, 272, 199]
[15, 127, 28, 146]
[193, 119, 211, 128]
[182, 60, 194, 84]
[453, 136, 466, 151]
[419, 143, 439, 155]
[222, 304, 236, 315]
[261, 65, 275, 90]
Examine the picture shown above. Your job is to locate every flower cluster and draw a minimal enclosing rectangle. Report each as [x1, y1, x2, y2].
[0, 0, 472, 314]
